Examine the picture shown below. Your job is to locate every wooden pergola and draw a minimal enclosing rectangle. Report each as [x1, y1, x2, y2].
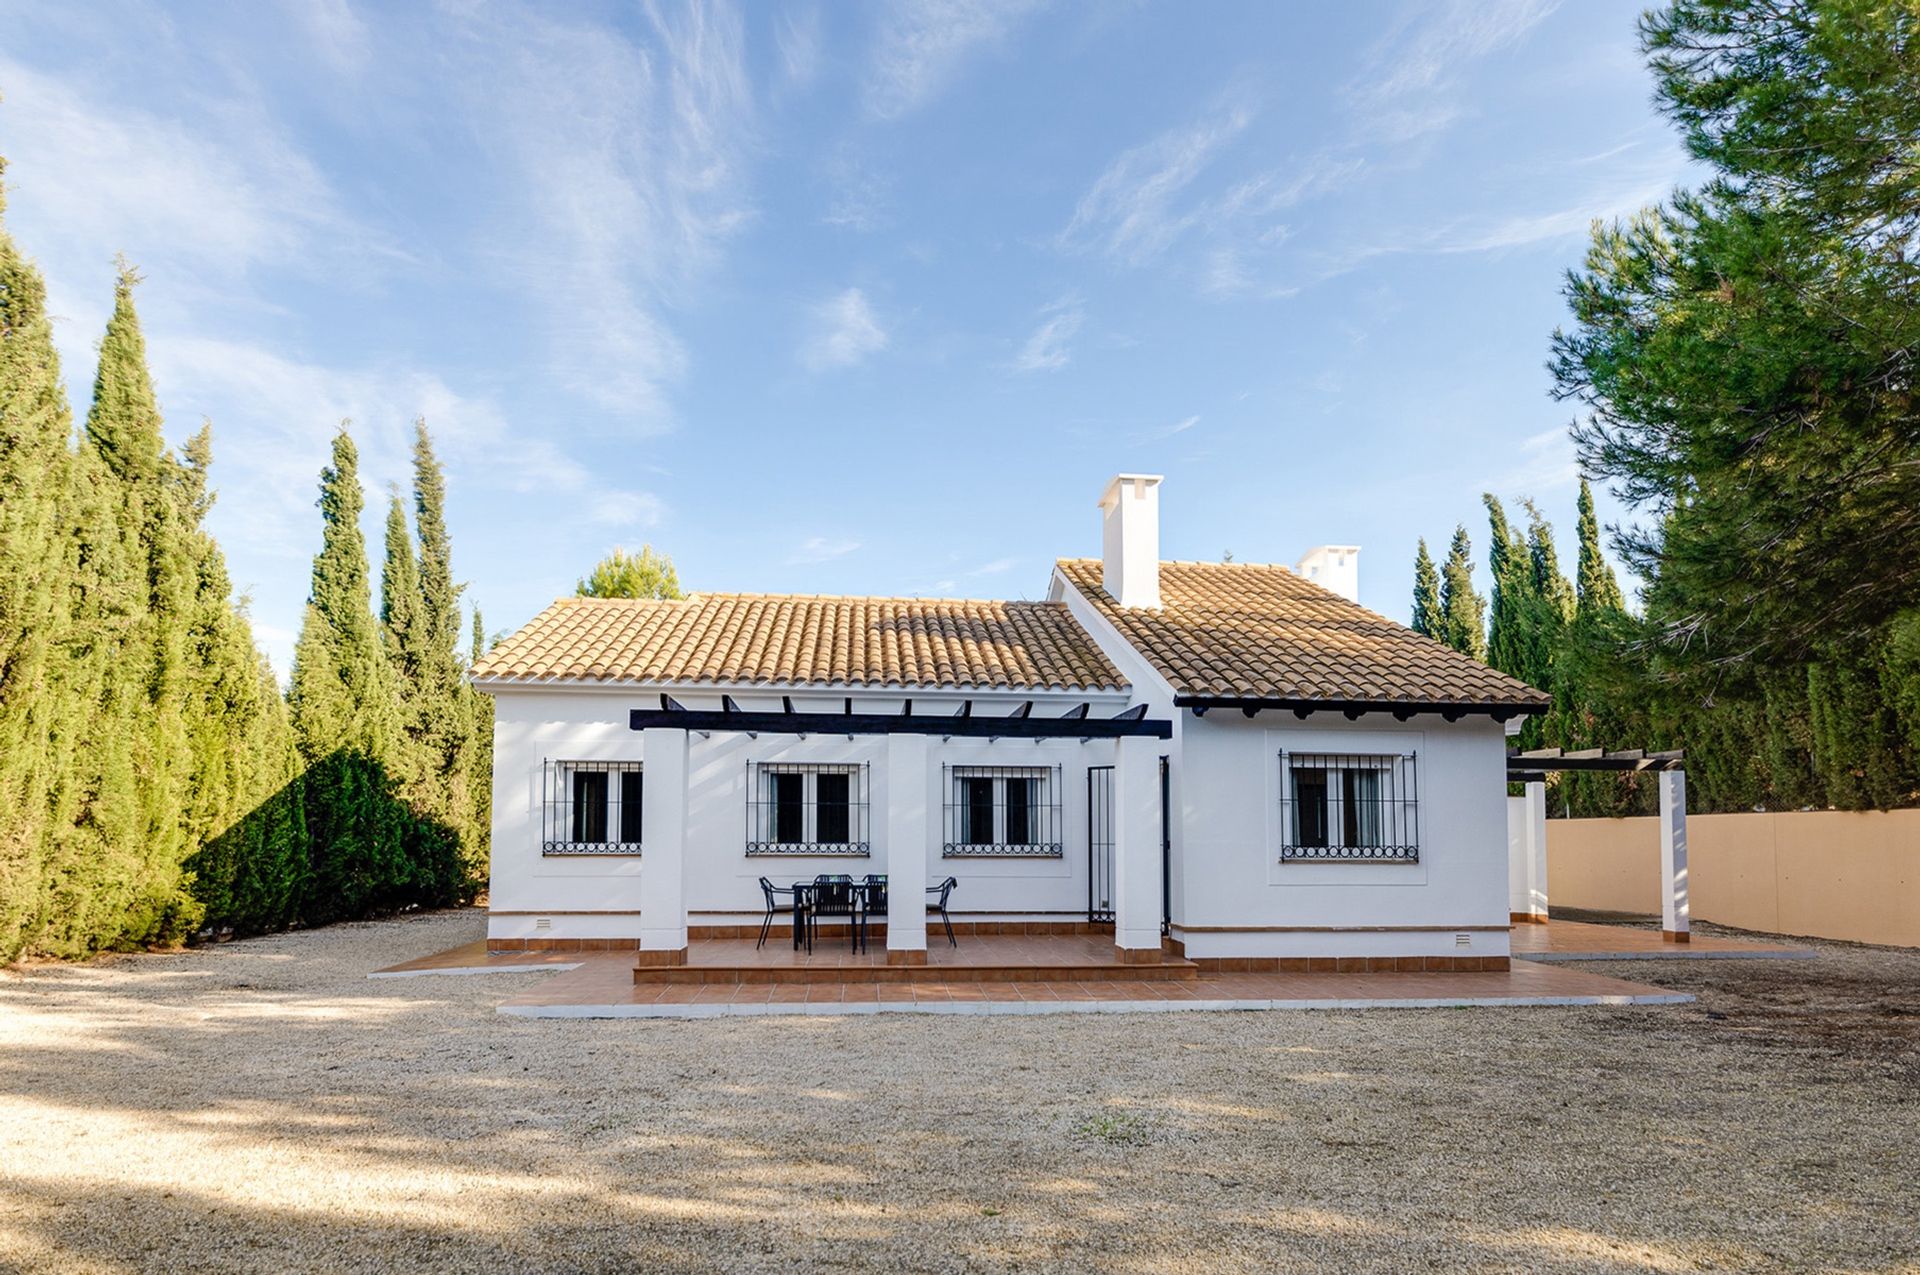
[1505, 747, 1691, 943]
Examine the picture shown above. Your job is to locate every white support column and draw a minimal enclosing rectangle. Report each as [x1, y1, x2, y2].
[1659, 768, 1690, 943]
[637, 727, 689, 965]
[1506, 782, 1550, 924]
[1111, 736, 1164, 961]
[1526, 779, 1549, 922]
[884, 733, 930, 964]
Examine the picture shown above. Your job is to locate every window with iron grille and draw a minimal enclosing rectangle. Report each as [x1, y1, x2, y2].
[746, 762, 870, 855]
[1278, 751, 1418, 862]
[542, 760, 643, 855]
[943, 765, 1063, 857]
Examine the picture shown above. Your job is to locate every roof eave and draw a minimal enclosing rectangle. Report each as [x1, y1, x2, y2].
[1172, 694, 1550, 723]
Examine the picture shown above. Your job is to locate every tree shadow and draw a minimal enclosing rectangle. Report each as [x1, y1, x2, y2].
[4, 917, 1914, 1272]
[185, 748, 470, 939]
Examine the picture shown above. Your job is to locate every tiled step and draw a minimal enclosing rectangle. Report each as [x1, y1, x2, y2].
[633, 958, 1200, 986]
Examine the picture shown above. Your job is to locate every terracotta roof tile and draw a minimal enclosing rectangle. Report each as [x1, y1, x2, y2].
[1056, 558, 1548, 708]
[471, 594, 1128, 693]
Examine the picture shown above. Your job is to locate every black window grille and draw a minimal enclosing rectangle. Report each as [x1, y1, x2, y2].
[1278, 751, 1419, 862]
[746, 762, 870, 855]
[943, 765, 1063, 857]
[542, 760, 643, 855]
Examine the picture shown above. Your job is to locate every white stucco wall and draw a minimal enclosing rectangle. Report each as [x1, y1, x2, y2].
[1169, 712, 1512, 959]
[1049, 567, 1512, 961]
[483, 685, 1135, 942]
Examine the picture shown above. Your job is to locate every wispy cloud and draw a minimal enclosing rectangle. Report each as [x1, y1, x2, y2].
[820, 147, 893, 232]
[1434, 162, 1676, 254]
[151, 333, 654, 557]
[1059, 101, 1254, 266]
[967, 557, 1017, 576]
[447, 1, 755, 425]
[1135, 413, 1200, 444]
[1347, 0, 1560, 143]
[788, 536, 862, 564]
[288, 0, 372, 76]
[0, 56, 395, 294]
[800, 287, 889, 370]
[1483, 426, 1579, 495]
[587, 491, 666, 527]
[865, 0, 1045, 120]
[1058, 97, 1360, 295]
[774, 6, 822, 88]
[1011, 296, 1084, 372]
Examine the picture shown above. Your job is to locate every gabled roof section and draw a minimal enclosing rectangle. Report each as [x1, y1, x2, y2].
[1055, 558, 1549, 710]
[471, 594, 1128, 692]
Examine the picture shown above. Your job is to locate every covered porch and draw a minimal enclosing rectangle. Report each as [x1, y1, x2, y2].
[631, 695, 1176, 970]
[1508, 746, 1693, 940]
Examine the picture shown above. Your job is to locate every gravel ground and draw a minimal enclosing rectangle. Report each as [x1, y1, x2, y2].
[2, 911, 1916, 1274]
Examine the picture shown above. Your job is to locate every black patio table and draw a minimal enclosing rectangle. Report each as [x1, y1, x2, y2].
[788, 875, 893, 954]
[794, 875, 864, 954]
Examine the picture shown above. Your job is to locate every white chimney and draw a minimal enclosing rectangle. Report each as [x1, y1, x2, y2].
[1099, 474, 1163, 609]
[1295, 544, 1361, 603]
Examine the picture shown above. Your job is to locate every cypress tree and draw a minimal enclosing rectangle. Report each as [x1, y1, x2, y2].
[468, 605, 493, 877]
[380, 491, 427, 798]
[1438, 525, 1487, 661]
[1574, 479, 1624, 614]
[381, 491, 425, 682]
[1519, 501, 1576, 751]
[291, 426, 395, 759]
[1482, 494, 1534, 679]
[289, 425, 411, 923]
[79, 262, 199, 946]
[409, 422, 481, 891]
[176, 425, 306, 934]
[1410, 539, 1443, 639]
[0, 156, 76, 960]
[413, 421, 461, 662]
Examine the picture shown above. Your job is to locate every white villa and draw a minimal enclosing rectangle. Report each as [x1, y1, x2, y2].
[471, 474, 1551, 973]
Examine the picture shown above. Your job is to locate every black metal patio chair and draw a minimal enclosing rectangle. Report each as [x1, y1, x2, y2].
[926, 876, 958, 948]
[858, 875, 888, 953]
[810, 874, 861, 953]
[757, 877, 799, 950]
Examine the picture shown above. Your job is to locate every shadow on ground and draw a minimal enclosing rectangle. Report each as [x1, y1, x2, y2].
[1, 910, 1914, 1273]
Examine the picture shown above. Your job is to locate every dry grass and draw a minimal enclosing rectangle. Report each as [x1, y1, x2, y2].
[2, 910, 1916, 1273]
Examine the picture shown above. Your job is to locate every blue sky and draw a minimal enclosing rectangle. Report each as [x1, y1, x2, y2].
[0, 1, 1692, 674]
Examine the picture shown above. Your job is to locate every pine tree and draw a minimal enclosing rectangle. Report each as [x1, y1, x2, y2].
[1410, 539, 1443, 639]
[1438, 526, 1487, 661]
[0, 156, 76, 960]
[1574, 479, 1624, 615]
[577, 545, 684, 599]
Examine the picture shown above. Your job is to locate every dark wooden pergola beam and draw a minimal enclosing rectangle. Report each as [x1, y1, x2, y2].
[630, 703, 1172, 740]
